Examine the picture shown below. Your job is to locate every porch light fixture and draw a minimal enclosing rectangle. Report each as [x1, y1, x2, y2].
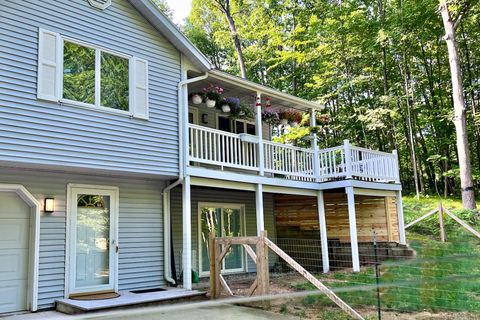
[201, 114, 209, 124]
[44, 197, 54, 213]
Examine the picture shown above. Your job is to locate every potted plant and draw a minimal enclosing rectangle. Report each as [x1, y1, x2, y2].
[278, 110, 289, 125]
[285, 109, 302, 127]
[231, 103, 254, 120]
[203, 84, 224, 108]
[261, 108, 279, 126]
[190, 92, 204, 105]
[316, 113, 330, 125]
[219, 97, 240, 113]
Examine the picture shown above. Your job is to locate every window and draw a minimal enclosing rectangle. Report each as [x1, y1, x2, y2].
[234, 119, 256, 135]
[62, 40, 129, 111]
[218, 116, 231, 132]
[37, 29, 149, 119]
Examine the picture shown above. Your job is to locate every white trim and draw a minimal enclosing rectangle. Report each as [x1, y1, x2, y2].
[255, 184, 264, 235]
[182, 176, 192, 290]
[197, 202, 246, 277]
[59, 37, 136, 118]
[353, 188, 396, 197]
[65, 184, 119, 297]
[190, 177, 255, 191]
[0, 184, 40, 312]
[187, 166, 402, 192]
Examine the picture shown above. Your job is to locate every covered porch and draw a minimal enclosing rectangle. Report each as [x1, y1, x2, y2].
[183, 70, 400, 185]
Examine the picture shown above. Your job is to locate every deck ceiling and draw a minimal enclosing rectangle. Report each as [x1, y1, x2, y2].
[187, 70, 323, 112]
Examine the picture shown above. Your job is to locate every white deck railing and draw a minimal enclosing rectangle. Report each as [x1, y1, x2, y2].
[188, 124, 400, 183]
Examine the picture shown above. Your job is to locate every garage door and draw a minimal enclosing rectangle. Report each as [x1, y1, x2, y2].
[0, 192, 30, 313]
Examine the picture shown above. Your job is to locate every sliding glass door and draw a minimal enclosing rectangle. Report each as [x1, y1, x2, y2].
[199, 203, 245, 276]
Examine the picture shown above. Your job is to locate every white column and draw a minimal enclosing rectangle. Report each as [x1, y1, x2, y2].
[344, 139, 353, 179]
[310, 109, 320, 181]
[255, 183, 264, 235]
[396, 190, 406, 245]
[346, 186, 360, 272]
[255, 93, 264, 176]
[182, 175, 192, 289]
[317, 190, 329, 273]
[392, 150, 400, 183]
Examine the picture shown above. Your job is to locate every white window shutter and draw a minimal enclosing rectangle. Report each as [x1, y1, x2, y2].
[132, 57, 149, 119]
[37, 28, 60, 101]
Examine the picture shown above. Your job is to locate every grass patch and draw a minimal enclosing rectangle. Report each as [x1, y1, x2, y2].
[292, 197, 480, 313]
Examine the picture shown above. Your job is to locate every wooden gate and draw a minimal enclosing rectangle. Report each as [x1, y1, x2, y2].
[208, 230, 364, 320]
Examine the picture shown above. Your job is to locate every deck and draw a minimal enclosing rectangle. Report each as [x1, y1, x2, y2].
[188, 124, 400, 185]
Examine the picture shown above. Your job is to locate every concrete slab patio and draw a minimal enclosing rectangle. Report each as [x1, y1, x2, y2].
[0, 304, 298, 320]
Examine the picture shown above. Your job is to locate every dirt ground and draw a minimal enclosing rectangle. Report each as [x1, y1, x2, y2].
[195, 273, 480, 320]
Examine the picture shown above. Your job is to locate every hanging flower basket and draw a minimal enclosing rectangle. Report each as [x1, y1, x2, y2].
[205, 98, 216, 108]
[261, 108, 279, 126]
[191, 93, 203, 105]
[221, 104, 231, 113]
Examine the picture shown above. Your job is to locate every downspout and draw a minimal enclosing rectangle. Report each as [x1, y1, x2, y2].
[162, 68, 208, 286]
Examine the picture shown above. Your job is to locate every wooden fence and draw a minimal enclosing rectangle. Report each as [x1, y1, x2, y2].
[208, 231, 364, 320]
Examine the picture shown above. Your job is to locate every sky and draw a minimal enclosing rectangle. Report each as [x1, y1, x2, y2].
[165, 0, 193, 25]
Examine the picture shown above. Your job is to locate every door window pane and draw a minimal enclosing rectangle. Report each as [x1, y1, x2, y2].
[223, 208, 243, 270]
[75, 194, 110, 288]
[63, 41, 95, 104]
[101, 52, 129, 111]
[200, 207, 221, 273]
[235, 121, 245, 134]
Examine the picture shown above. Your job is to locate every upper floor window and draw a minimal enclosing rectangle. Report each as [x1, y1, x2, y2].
[37, 28, 149, 119]
[63, 41, 129, 111]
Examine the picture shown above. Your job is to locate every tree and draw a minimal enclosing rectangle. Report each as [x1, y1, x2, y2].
[151, 0, 174, 20]
[439, 0, 477, 209]
[211, 0, 247, 79]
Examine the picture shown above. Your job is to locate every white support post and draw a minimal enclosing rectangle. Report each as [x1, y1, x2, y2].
[344, 139, 353, 179]
[310, 109, 321, 181]
[255, 183, 264, 235]
[182, 175, 192, 290]
[396, 190, 406, 245]
[255, 93, 265, 176]
[346, 186, 360, 272]
[317, 190, 330, 273]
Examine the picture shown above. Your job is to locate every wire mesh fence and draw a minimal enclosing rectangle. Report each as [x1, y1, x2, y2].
[197, 236, 480, 319]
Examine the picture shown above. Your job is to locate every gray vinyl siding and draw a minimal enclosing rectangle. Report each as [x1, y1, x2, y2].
[0, 167, 165, 310]
[0, 0, 181, 176]
[170, 187, 276, 276]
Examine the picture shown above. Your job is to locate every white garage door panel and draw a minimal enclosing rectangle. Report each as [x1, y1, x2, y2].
[0, 249, 29, 281]
[0, 192, 30, 313]
[0, 219, 30, 249]
[0, 280, 27, 313]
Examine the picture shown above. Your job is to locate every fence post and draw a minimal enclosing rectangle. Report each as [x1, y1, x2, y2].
[256, 230, 269, 296]
[208, 231, 216, 299]
[344, 139, 353, 179]
[438, 203, 446, 242]
[373, 231, 381, 320]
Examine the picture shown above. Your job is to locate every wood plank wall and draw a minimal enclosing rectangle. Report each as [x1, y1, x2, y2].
[275, 193, 400, 243]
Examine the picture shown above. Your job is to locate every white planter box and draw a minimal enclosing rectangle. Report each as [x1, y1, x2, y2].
[239, 133, 259, 144]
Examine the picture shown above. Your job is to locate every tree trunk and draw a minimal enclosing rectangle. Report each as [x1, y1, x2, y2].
[218, 0, 247, 79]
[439, 2, 476, 209]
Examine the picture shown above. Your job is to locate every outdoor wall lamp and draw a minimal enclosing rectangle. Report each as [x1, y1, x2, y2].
[201, 114, 209, 124]
[44, 197, 55, 213]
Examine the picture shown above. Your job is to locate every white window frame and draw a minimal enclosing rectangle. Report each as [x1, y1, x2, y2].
[59, 37, 133, 117]
[197, 202, 247, 277]
[233, 118, 256, 135]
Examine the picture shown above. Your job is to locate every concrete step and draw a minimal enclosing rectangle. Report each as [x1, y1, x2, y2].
[55, 288, 207, 315]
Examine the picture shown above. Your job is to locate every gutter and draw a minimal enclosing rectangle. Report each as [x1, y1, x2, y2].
[162, 69, 209, 286]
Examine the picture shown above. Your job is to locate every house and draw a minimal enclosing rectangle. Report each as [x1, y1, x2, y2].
[0, 0, 406, 314]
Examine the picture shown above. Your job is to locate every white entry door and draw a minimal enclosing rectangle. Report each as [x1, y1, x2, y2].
[0, 192, 30, 313]
[68, 185, 118, 295]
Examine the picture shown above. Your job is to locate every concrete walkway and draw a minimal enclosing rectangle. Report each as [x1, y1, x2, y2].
[1, 304, 298, 320]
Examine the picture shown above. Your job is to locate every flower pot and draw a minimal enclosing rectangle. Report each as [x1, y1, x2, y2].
[280, 119, 288, 125]
[206, 98, 216, 108]
[221, 105, 231, 113]
[290, 121, 299, 128]
[191, 94, 202, 105]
